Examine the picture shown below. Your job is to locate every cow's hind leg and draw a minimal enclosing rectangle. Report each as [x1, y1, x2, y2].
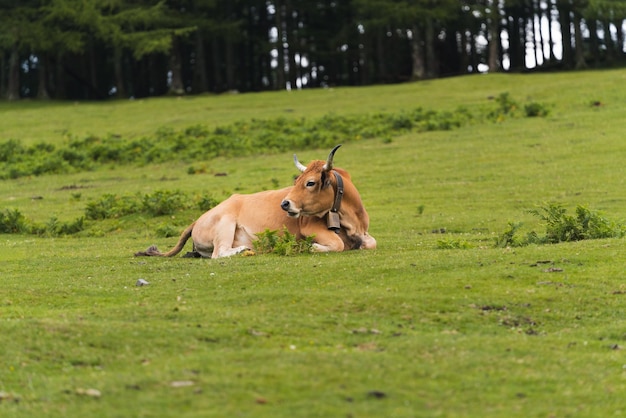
[210, 216, 250, 258]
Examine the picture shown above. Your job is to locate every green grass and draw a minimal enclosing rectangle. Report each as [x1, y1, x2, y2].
[2, 69, 626, 417]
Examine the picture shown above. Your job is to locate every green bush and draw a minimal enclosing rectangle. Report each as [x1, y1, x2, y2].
[155, 223, 181, 238]
[529, 203, 625, 243]
[524, 102, 550, 117]
[141, 190, 186, 216]
[494, 222, 525, 248]
[85, 194, 139, 220]
[496, 203, 625, 247]
[0, 208, 85, 236]
[253, 228, 315, 256]
[38, 216, 85, 237]
[0, 209, 29, 233]
[195, 194, 219, 211]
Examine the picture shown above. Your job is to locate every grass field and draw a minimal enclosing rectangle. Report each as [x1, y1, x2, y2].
[2, 69, 626, 417]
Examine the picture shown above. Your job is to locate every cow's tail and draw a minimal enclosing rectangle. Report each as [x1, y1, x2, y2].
[135, 222, 195, 257]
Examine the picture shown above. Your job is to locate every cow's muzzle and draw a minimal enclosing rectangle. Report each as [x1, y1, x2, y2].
[281, 200, 300, 217]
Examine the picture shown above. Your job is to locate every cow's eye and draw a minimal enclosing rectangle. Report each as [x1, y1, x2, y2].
[306, 181, 316, 187]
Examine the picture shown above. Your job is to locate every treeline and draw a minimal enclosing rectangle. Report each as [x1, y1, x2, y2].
[1, 0, 625, 100]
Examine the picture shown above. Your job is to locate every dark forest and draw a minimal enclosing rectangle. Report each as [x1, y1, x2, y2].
[1, 0, 625, 100]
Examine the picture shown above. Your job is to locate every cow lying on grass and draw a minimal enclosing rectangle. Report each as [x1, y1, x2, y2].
[135, 145, 376, 258]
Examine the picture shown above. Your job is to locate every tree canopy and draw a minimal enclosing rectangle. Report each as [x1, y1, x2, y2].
[1, 0, 625, 100]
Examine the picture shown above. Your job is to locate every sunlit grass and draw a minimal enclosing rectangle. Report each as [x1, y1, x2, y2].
[2, 69, 626, 417]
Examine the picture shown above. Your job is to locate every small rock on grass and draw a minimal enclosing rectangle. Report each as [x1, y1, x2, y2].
[170, 381, 194, 388]
[75, 388, 101, 398]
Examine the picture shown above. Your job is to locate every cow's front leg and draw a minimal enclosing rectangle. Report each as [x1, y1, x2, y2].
[311, 231, 345, 252]
[360, 233, 377, 249]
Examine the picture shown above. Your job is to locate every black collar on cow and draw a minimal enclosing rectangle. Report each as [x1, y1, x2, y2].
[327, 171, 344, 233]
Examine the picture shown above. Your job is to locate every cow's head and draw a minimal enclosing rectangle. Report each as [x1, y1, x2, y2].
[280, 145, 342, 218]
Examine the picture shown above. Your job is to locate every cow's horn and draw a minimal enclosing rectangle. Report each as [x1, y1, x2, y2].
[323, 144, 342, 171]
[293, 154, 307, 172]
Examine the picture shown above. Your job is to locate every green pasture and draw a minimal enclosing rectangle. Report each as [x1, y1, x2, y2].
[2, 70, 626, 417]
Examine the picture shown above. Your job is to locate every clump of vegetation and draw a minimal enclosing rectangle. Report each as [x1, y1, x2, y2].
[38, 216, 85, 237]
[0, 96, 546, 180]
[495, 203, 625, 247]
[529, 203, 625, 243]
[84, 194, 141, 220]
[84, 190, 218, 220]
[494, 222, 525, 248]
[0, 190, 219, 237]
[524, 102, 550, 117]
[0, 106, 474, 180]
[0, 208, 85, 237]
[486, 92, 550, 122]
[487, 92, 518, 121]
[0, 209, 30, 234]
[155, 223, 181, 238]
[253, 228, 315, 256]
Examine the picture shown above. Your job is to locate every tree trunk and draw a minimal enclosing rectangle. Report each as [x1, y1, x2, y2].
[547, 0, 556, 62]
[168, 36, 185, 95]
[532, 0, 543, 67]
[0, 52, 5, 98]
[459, 29, 469, 73]
[376, 31, 387, 82]
[113, 47, 127, 98]
[425, 19, 437, 78]
[615, 20, 626, 59]
[54, 52, 67, 99]
[37, 53, 50, 100]
[573, 11, 587, 69]
[410, 24, 425, 80]
[558, 2, 574, 68]
[488, 2, 501, 72]
[587, 18, 599, 66]
[193, 31, 209, 93]
[286, 0, 298, 89]
[211, 38, 223, 92]
[88, 41, 98, 98]
[7, 46, 20, 101]
[602, 20, 613, 64]
[225, 37, 236, 91]
[274, 0, 286, 90]
[508, 12, 525, 71]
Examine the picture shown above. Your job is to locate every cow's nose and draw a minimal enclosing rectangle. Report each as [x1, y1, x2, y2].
[280, 200, 290, 211]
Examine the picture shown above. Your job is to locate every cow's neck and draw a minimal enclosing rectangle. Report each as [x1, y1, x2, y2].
[326, 171, 344, 233]
[330, 172, 369, 237]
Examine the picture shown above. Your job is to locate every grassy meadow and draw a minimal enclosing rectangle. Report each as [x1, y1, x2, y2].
[2, 69, 626, 417]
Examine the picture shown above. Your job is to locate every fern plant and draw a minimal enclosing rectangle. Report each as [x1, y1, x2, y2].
[253, 228, 315, 256]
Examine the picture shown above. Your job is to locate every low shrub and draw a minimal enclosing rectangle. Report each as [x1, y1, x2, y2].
[524, 102, 550, 117]
[0, 209, 85, 236]
[84, 190, 218, 220]
[0, 209, 29, 233]
[253, 228, 315, 256]
[528, 203, 625, 243]
[141, 190, 186, 217]
[495, 203, 625, 247]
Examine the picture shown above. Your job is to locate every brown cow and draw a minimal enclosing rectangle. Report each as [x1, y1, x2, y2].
[135, 145, 376, 258]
